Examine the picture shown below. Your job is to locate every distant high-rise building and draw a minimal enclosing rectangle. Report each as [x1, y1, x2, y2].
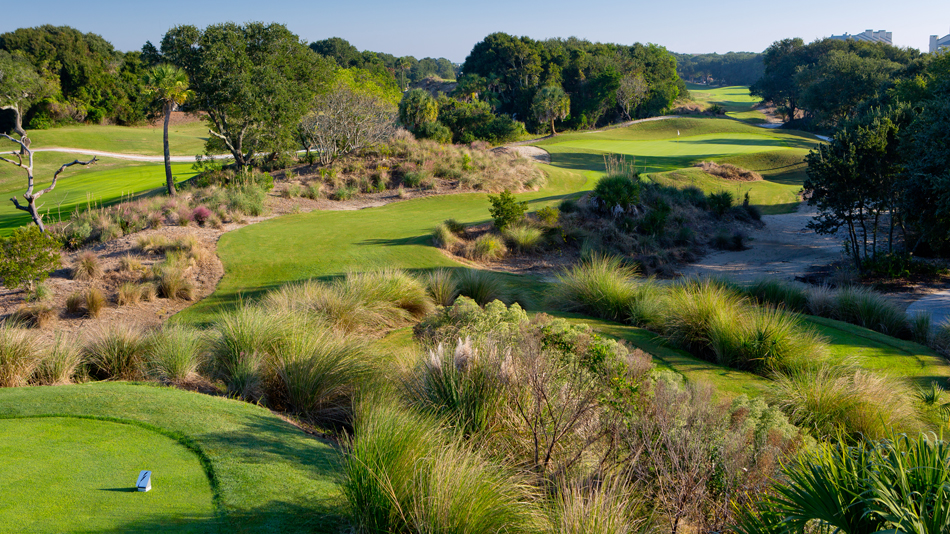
[829, 29, 893, 45]
[930, 28, 950, 53]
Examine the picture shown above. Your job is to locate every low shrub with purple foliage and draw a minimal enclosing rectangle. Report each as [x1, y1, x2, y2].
[192, 206, 212, 226]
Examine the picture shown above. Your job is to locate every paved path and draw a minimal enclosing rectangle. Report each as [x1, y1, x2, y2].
[33, 147, 231, 163]
[907, 290, 950, 326]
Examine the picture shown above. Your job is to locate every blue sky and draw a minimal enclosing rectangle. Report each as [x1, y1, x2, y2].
[3, 0, 947, 61]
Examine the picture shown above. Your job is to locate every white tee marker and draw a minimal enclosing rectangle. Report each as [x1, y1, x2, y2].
[136, 470, 152, 492]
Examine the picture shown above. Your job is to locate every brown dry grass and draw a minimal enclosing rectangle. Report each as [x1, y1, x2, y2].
[695, 161, 762, 181]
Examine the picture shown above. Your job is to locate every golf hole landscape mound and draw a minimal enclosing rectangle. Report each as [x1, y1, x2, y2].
[0, 417, 216, 533]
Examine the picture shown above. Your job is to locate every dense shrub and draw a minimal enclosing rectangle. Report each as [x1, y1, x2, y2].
[0, 225, 62, 291]
[591, 174, 640, 214]
[487, 189, 528, 231]
[708, 191, 733, 217]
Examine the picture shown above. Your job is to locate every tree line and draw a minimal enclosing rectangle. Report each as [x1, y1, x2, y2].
[751, 37, 922, 130]
[673, 51, 764, 86]
[455, 33, 686, 133]
[776, 39, 950, 264]
[0, 26, 455, 133]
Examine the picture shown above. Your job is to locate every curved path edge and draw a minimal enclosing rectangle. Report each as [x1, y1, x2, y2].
[33, 147, 230, 163]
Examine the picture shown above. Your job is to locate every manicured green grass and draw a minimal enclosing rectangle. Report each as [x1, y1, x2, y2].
[0, 417, 215, 533]
[533, 117, 816, 214]
[684, 83, 766, 122]
[0, 382, 343, 533]
[804, 316, 950, 388]
[28, 122, 211, 156]
[0, 157, 197, 234]
[175, 165, 589, 324]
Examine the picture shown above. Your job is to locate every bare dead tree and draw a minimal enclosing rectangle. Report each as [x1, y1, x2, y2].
[0, 133, 97, 231]
[616, 73, 649, 121]
[299, 86, 396, 166]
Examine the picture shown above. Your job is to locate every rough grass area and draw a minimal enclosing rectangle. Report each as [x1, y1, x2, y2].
[0, 417, 215, 533]
[0, 383, 344, 533]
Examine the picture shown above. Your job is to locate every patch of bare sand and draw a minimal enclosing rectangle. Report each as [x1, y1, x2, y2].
[680, 202, 845, 284]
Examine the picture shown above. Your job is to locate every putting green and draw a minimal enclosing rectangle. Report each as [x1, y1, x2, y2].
[0, 417, 215, 533]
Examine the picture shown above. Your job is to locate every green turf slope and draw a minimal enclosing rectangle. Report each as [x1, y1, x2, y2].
[0, 383, 343, 533]
[176, 165, 590, 324]
[0, 417, 215, 533]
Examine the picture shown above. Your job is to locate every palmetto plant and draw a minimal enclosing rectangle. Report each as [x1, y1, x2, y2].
[142, 64, 193, 196]
[735, 433, 950, 534]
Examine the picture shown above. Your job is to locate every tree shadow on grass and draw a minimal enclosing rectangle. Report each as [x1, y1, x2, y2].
[103, 499, 345, 534]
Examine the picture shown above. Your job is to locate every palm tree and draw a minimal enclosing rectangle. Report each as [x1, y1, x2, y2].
[143, 64, 193, 196]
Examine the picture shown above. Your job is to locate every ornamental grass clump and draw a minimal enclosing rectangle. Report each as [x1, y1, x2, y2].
[270, 328, 371, 425]
[72, 251, 103, 281]
[84, 324, 149, 380]
[404, 337, 505, 437]
[210, 305, 290, 400]
[745, 279, 809, 313]
[146, 325, 205, 383]
[431, 222, 460, 250]
[9, 304, 57, 329]
[0, 322, 41, 387]
[341, 402, 541, 533]
[833, 286, 908, 338]
[424, 268, 459, 307]
[33, 335, 83, 385]
[502, 224, 544, 253]
[468, 234, 507, 261]
[549, 477, 653, 534]
[548, 254, 639, 322]
[265, 270, 433, 334]
[770, 365, 920, 440]
[455, 269, 509, 306]
[663, 279, 826, 376]
[85, 287, 106, 317]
